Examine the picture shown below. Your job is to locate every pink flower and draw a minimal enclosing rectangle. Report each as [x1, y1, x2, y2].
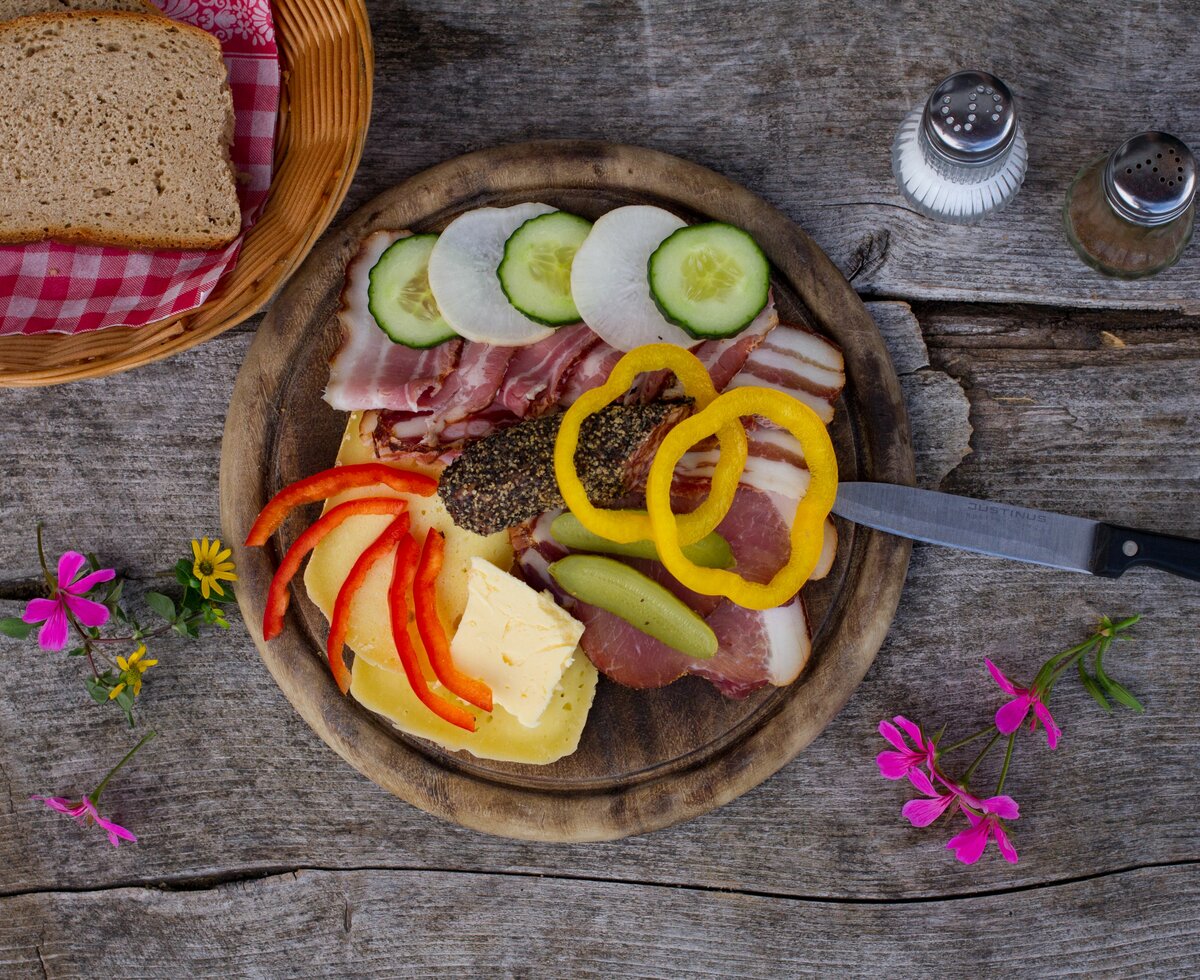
[32, 794, 137, 848]
[945, 796, 1020, 864]
[876, 716, 937, 780]
[902, 768, 969, 827]
[985, 659, 1062, 749]
[22, 551, 115, 652]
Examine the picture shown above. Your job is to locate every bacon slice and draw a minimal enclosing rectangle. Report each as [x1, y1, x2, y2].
[324, 231, 462, 412]
[496, 323, 601, 417]
[688, 299, 779, 391]
[726, 320, 845, 424]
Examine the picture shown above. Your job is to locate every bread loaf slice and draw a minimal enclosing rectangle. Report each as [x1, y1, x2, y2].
[0, 0, 156, 21]
[0, 12, 240, 250]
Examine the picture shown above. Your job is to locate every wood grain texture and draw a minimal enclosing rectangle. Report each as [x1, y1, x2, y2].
[341, 0, 1200, 314]
[218, 142, 914, 841]
[0, 303, 1194, 909]
[4, 865, 1199, 977]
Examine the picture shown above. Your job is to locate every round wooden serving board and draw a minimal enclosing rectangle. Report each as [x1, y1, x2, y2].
[220, 141, 914, 842]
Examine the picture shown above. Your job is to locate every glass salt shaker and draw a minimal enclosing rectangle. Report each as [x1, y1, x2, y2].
[892, 70, 1028, 224]
[1063, 132, 1196, 279]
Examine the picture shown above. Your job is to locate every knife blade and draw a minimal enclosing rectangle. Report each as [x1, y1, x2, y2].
[831, 482, 1200, 582]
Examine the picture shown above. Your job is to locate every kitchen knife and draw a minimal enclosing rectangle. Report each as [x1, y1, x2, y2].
[831, 482, 1200, 582]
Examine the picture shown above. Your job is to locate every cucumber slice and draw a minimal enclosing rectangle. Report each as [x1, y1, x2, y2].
[498, 211, 592, 326]
[549, 512, 734, 569]
[367, 234, 458, 348]
[549, 554, 717, 659]
[648, 222, 770, 340]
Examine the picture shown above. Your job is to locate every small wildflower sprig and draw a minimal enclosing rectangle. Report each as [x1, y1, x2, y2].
[0, 527, 237, 725]
[33, 731, 156, 848]
[877, 614, 1143, 866]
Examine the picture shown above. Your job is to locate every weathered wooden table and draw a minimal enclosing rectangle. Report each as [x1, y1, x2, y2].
[2, 1, 1198, 974]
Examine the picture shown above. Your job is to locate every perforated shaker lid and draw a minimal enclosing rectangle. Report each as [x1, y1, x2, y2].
[1103, 132, 1197, 226]
[921, 70, 1017, 165]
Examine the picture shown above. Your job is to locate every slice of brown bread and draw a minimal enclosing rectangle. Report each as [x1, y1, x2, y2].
[0, 0, 157, 21]
[0, 12, 240, 250]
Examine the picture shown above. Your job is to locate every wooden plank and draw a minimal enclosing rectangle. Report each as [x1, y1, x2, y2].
[1, 302, 1197, 898]
[2, 865, 1198, 976]
[350, 0, 1200, 312]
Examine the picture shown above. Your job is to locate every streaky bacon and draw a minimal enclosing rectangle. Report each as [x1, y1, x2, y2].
[559, 343, 623, 406]
[497, 323, 601, 417]
[324, 231, 462, 412]
[688, 299, 779, 391]
[727, 320, 845, 424]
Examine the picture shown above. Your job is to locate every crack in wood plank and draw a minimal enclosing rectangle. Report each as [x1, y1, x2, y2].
[4, 857, 1199, 908]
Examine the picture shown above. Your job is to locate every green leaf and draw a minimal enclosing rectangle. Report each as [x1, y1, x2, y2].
[0, 616, 32, 639]
[1099, 676, 1144, 713]
[114, 687, 136, 727]
[175, 558, 198, 588]
[85, 674, 113, 704]
[105, 579, 124, 606]
[145, 591, 177, 622]
[1094, 641, 1145, 714]
[66, 646, 88, 657]
[1078, 660, 1111, 712]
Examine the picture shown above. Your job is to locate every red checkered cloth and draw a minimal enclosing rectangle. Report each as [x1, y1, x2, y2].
[0, 0, 280, 336]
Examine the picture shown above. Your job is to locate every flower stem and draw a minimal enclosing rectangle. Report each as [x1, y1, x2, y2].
[995, 731, 1017, 794]
[35, 524, 54, 594]
[939, 724, 997, 755]
[90, 731, 156, 803]
[961, 730, 1002, 784]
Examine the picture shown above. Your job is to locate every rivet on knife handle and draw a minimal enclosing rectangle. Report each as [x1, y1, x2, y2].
[1092, 523, 1200, 582]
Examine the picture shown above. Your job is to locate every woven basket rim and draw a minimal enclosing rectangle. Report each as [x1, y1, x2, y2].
[0, 0, 373, 387]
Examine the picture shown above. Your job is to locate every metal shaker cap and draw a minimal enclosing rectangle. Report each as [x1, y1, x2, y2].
[921, 70, 1017, 165]
[1103, 132, 1196, 226]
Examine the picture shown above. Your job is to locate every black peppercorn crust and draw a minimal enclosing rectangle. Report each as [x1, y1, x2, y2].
[438, 400, 693, 535]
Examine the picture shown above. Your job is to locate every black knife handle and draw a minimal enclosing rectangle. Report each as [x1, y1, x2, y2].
[1093, 523, 1200, 582]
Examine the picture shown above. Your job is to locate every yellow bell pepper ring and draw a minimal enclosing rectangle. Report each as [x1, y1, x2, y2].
[553, 344, 748, 546]
[645, 386, 838, 610]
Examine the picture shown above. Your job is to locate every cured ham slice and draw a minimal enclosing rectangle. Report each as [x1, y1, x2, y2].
[511, 511, 813, 698]
[496, 323, 601, 417]
[324, 231, 463, 412]
[727, 320, 845, 424]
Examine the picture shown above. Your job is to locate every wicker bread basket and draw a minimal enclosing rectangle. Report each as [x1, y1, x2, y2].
[0, 0, 372, 386]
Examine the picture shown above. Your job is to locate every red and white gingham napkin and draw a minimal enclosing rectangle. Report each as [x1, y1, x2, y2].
[0, 0, 280, 336]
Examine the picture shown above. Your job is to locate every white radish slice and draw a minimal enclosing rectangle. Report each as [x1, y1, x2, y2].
[570, 205, 694, 350]
[427, 203, 557, 346]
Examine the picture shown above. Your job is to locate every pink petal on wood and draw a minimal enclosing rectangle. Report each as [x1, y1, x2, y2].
[995, 696, 1033, 735]
[56, 551, 87, 587]
[63, 594, 111, 629]
[22, 597, 60, 624]
[69, 568, 116, 595]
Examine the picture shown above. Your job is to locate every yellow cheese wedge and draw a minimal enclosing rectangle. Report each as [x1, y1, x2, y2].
[302, 413, 598, 764]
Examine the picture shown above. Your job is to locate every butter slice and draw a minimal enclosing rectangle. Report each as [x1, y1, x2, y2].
[450, 557, 585, 728]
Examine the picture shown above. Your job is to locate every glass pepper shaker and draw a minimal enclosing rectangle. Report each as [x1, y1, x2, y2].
[1064, 132, 1196, 279]
[892, 70, 1028, 224]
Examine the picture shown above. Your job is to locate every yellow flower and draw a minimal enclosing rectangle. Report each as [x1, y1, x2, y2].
[192, 536, 237, 600]
[108, 644, 158, 700]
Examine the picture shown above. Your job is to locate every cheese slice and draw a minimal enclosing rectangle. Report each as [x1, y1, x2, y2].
[451, 558, 585, 727]
[303, 413, 598, 764]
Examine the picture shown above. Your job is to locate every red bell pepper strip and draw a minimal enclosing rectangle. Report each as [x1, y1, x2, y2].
[327, 511, 412, 695]
[388, 534, 477, 732]
[413, 528, 493, 712]
[245, 463, 437, 547]
[262, 497, 408, 642]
